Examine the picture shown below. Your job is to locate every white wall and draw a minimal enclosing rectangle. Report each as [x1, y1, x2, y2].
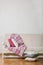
[0, 0, 43, 34]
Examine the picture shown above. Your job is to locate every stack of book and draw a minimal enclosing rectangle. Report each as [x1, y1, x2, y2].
[3, 53, 26, 59]
[24, 50, 39, 61]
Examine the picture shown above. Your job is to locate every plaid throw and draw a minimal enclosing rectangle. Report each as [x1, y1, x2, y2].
[5, 34, 27, 56]
[10, 34, 24, 46]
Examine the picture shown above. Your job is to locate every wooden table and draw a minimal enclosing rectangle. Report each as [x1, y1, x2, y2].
[0, 54, 43, 65]
[3, 58, 43, 65]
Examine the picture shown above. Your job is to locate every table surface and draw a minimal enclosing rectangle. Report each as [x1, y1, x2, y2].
[3, 58, 43, 65]
[0, 54, 43, 65]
